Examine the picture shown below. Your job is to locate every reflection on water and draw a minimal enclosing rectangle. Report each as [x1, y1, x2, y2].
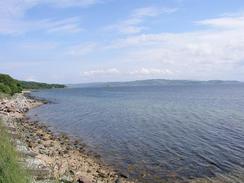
[28, 85, 244, 182]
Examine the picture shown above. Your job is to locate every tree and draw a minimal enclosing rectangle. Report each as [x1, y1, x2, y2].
[0, 83, 11, 94]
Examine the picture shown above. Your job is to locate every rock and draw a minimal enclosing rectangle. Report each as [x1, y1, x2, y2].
[115, 178, 122, 183]
[27, 168, 51, 179]
[119, 173, 128, 179]
[97, 171, 107, 178]
[0, 94, 136, 183]
[28, 142, 35, 148]
[60, 175, 74, 183]
[77, 178, 84, 183]
[69, 170, 75, 175]
[39, 148, 50, 155]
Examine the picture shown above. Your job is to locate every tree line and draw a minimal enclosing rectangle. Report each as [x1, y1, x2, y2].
[0, 74, 65, 95]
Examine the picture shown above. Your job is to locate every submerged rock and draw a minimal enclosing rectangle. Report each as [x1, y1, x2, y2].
[0, 94, 135, 183]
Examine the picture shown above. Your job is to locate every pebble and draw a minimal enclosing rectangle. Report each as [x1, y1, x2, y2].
[0, 94, 134, 183]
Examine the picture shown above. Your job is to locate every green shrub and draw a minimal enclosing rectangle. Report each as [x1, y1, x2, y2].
[20, 81, 65, 90]
[0, 120, 30, 183]
[0, 74, 22, 95]
[0, 73, 65, 95]
[0, 83, 11, 94]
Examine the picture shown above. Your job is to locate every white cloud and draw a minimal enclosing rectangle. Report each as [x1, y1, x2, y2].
[132, 6, 177, 18]
[47, 0, 101, 8]
[104, 14, 244, 80]
[105, 6, 177, 34]
[43, 17, 83, 33]
[81, 68, 173, 78]
[20, 41, 58, 50]
[82, 68, 120, 76]
[0, 0, 100, 35]
[0, 0, 100, 20]
[24, 75, 37, 82]
[2, 2, 244, 81]
[0, 0, 37, 19]
[0, 17, 83, 35]
[67, 43, 97, 56]
[130, 68, 173, 75]
[197, 16, 244, 29]
[73, 13, 244, 81]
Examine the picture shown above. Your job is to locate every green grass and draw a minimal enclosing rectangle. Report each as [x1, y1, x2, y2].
[0, 92, 9, 100]
[0, 119, 30, 183]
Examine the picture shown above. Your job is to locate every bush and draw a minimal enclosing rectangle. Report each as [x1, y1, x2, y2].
[0, 74, 22, 95]
[20, 81, 65, 90]
[0, 120, 30, 183]
[0, 83, 11, 94]
[0, 73, 65, 95]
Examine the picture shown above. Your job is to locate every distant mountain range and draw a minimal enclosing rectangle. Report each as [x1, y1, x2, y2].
[68, 79, 243, 88]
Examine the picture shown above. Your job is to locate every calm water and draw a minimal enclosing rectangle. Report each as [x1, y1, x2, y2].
[28, 85, 244, 182]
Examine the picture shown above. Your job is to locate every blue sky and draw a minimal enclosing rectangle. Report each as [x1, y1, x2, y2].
[1, 0, 244, 83]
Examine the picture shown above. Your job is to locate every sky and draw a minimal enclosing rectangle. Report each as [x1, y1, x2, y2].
[1, 0, 244, 84]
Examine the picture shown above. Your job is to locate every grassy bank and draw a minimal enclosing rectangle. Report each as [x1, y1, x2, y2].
[0, 93, 8, 100]
[0, 119, 30, 183]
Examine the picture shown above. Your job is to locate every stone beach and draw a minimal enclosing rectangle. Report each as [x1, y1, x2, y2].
[0, 93, 135, 183]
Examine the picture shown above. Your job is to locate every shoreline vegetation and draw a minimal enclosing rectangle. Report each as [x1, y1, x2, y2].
[0, 73, 132, 183]
[0, 73, 65, 96]
[0, 119, 30, 183]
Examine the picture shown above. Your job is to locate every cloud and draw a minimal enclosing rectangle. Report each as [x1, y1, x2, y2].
[24, 75, 38, 82]
[105, 6, 177, 34]
[2, 2, 244, 82]
[47, 0, 101, 8]
[81, 68, 173, 77]
[67, 43, 97, 56]
[103, 14, 244, 80]
[20, 41, 58, 50]
[0, 0, 37, 19]
[130, 68, 173, 75]
[0, 0, 101, 35]
[132, 6, 177, 18]
[43, 17, 83, 34]
[0, 0, 100, 19]
[0, 17, 83, 35]
[197, 16, 244, 29]
[82, 68, 120, 76]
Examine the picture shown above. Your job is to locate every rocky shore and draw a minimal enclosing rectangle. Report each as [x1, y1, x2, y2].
[0, 93, 135, 183]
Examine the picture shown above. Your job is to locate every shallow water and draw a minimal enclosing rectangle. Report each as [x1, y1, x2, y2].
[28, 85, 244, 182]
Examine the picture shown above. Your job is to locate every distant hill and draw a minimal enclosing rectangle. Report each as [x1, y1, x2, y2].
[69, 79, 243, 88]
[0, 73, 65, 95]
[19, 81, 65, 90]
